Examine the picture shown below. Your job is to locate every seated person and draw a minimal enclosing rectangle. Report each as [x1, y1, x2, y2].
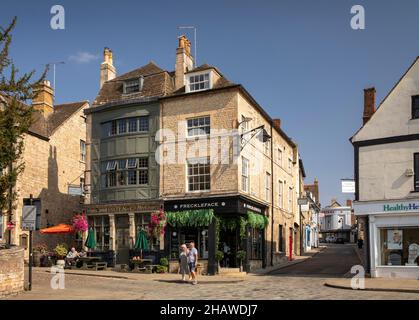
[65, 247, 80, 266]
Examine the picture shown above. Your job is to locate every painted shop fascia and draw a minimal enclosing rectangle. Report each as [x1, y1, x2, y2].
[163, 195, 268, 275]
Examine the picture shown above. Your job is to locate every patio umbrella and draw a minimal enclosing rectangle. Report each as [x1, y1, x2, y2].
[84, 227, 96, 250]
[40, 224, 74, 234]
[134, 228, 148, 259]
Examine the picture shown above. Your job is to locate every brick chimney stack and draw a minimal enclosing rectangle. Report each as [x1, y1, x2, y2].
[100, 47, 116, 89]
[346, 199, 353, 207]
[175, 35, 194, 90]
[272, 118, 281, 130]
[32, 80, 54, 117]
[363, 87, 376, 125]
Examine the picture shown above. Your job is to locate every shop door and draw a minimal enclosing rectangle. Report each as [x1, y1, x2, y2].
[116, 215, 130, 264]
[220, 229, 238, 268]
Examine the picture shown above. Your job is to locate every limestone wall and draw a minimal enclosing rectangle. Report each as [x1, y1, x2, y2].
[0, 246, 24, 298]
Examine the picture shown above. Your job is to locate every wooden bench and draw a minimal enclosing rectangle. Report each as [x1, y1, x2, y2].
[94, 262, 107, 271]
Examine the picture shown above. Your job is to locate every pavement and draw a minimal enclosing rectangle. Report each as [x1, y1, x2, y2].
[325, 278, 419, 293]
[2, 244, 419, 300]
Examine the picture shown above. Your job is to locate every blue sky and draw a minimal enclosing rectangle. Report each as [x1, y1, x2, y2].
[1, 0, 419, 206]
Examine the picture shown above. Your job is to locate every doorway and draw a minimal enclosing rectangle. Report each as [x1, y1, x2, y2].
[115, 215, 130, 264]
[219, 229, 238, 268]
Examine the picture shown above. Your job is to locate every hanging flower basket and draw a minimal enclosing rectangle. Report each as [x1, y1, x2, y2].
[72, 214, 88, 237]
[148, 209, 166, 239]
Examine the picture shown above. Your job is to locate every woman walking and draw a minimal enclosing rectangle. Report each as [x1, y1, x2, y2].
[179, 244, 189, 282]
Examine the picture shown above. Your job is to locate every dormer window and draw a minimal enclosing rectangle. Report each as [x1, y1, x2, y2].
[187, 72, 211, 92]
[124, 77, 143, 94]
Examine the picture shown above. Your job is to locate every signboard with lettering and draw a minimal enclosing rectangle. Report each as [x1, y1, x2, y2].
[165, 196, 267, 216]
[354, 199, 419, 216]
[22, 205, 37, 231]
[85, 201, 162, 214]
[68, 185, 83, 196]
[341, 180, 355, 193]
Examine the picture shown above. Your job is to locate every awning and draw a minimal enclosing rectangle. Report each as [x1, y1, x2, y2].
[40, 224, 74, 234]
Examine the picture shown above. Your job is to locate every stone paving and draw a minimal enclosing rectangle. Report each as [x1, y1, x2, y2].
[3, 244, 419, 300]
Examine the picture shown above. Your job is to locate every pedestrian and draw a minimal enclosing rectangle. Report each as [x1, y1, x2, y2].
[187, 241, 199, 285]
[357, 238, 363, 249]
[179, 244, 189, 282]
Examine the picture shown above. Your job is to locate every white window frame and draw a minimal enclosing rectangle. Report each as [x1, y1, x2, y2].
[127, 158, 138, 169]
[278, 180, 283, 209]
[288, 158, 293, 171]
[265, 172, 271, 202]
[288, 187, 293, 212]
[186, 71, 212, 93]
[80, 140, 86, 162]
[187, 116, 210, 137]
[242, 157, 249, 192]
[277, 147, 282, 166]
[124, 78, 141, 94]
[264, 140, 270, 156]
[187, 157, 211, 192]
[106, 160, 117, 171]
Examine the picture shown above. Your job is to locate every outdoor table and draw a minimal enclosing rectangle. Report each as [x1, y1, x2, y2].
[78, 256, 102, 269]
[130, 259, 153, 271]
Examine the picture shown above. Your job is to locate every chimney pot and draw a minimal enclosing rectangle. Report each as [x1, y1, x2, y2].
[363, 87, 376, 125]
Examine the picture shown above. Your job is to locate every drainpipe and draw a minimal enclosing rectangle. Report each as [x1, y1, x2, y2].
[270, 121, 274, 266]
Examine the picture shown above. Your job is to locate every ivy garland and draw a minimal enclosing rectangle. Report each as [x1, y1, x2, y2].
[247, 212, 269, 230]
[166, 209, 214, 228]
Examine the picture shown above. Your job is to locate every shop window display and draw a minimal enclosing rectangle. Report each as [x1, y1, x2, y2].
[379, 227, 419, 266]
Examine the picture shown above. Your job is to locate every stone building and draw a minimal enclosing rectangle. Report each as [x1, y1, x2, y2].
[352, 57, 419, 279]
[84, 36, 305, 273]
[0, 81, 88, 257]
[84, 48, 169, 265]
[159, 36, 303, 274]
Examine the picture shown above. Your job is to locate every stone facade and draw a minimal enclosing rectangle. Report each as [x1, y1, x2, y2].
[0, 100, 88, 259]
[160, 85, 302, 267]
[0, 247, 24, 297]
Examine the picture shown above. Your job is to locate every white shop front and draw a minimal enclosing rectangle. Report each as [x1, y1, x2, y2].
[354, 199, 419, 279]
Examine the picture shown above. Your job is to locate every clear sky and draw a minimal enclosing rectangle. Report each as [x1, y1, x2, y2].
[2, 0, 419, 207]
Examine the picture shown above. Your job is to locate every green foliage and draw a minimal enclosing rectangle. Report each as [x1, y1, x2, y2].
[53, 244, 68, 259]
[214, 216, 220, 250]
[239, 217, 247, 240]
[160, 257, 169, 267]
[155, 265, 167, 273]
[0, 17, 48, 221]
[215, 250, 224, 262]
[221, 217, 237, 231]
[247, 212, 268, 230]
[236, 250, 246, 261]
[166, 209, 214, 227]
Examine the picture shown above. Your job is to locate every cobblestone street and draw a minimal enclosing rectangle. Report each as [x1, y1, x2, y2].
[4, 245, 419, 300]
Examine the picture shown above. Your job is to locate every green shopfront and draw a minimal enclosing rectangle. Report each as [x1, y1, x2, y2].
[164, 195, 268, 275]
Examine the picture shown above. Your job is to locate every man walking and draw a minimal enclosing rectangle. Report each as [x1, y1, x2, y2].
[188, 241, 198, 285]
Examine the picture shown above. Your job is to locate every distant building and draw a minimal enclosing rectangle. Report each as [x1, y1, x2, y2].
[302, 178, 321, 251]
[320, 199, 354, 243]
[351, 57, 419, 279]
[0, 81, 88, 257]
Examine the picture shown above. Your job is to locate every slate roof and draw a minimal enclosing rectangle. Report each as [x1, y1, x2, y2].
[0, 94, 87, 140]
[93, 62, 236, 106]
[93, 62, 175, 106]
